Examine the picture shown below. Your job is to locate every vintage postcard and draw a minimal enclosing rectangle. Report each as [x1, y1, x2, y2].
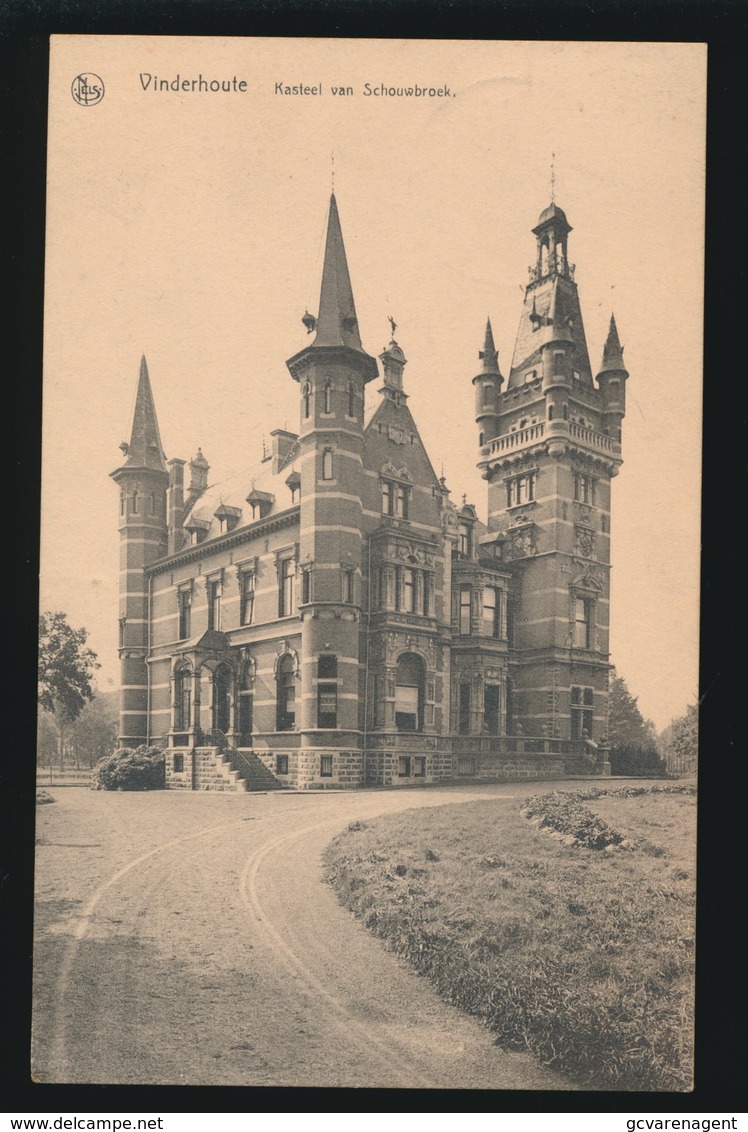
[35, 36, 704, 1090]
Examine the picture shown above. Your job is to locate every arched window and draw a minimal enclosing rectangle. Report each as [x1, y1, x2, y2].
[347, 381, 356, 417]
[276, 654, 296, 731]
[174, 666, 191, 733]
[322, 448, 333, 480]
[395, 653, 425, 733]
[132, 490, 139, 515]
[213, 663, 231, 734]
[303, 382, 311, 419]
[323, 380, 332, 414]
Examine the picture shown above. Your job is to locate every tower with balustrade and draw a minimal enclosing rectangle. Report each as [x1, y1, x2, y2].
[477, 202, 628, 750]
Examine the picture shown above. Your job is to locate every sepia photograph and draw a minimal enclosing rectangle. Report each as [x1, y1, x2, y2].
[33, 35, 705, 1092]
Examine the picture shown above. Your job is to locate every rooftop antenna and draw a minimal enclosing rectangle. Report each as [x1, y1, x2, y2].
[331, 150, 335, 194]
[550, 152, 556, 203]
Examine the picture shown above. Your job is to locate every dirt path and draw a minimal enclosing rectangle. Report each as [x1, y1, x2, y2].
[32, 785, 575, 1089]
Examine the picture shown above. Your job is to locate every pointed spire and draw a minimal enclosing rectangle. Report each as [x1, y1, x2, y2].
[313, 194, 363, 350]
[600, 313, 627, 372]
[122, 355, 167, 472]
[478, 318, 500, 373]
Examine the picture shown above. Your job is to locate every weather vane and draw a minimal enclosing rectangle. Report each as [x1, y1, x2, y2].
[551, 152, 556, 202]
[331, 150, 335, 193]
[388, 314, 397, 338]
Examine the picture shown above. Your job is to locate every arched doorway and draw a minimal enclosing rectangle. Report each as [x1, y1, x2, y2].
[395, 653, 425, 732]
[213, 663, 232, 735]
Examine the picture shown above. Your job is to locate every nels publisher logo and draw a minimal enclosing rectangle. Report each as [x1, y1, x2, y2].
[71, 73, 105, 106]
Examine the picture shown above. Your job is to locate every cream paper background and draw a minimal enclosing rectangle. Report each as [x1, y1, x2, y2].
[42, 36, 705, 730]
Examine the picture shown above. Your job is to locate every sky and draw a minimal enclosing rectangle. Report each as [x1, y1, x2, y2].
[40, 37, 705, 730]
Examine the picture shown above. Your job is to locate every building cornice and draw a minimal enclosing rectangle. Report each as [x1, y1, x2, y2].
[146, 507, 300, 576]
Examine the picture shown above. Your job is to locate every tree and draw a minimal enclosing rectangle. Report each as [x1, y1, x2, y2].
[38, 611, 100, 769]
[607, 669, 658, 751]
[661, 703, 698, 774]
[607, 669, 664, 777]
[67, 692, 118, 768]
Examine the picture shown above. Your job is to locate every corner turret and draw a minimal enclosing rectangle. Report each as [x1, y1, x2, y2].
[596, 313, 629, 445]
[473, 318, 503, 445]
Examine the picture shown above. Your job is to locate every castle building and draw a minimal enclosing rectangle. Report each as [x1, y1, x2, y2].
[111, 193, 627, 790]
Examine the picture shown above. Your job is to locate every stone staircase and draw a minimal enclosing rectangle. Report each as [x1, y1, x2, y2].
[192, 745, 286, 792]
[225, 748, 287, 792]
[193, 746, 249, 792]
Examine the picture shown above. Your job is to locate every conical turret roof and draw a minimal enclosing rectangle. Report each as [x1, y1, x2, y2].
[122, 356, 167, 472]
[599, 313, 627, 373]
[313, 194, 363, 350]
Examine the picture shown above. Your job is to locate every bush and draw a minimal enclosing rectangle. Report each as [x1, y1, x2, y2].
[91, 745, 165, 791]
[610, 744, 667, 777]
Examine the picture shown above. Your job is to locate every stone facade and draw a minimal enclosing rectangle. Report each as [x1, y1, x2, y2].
[111, 194, 626, 789]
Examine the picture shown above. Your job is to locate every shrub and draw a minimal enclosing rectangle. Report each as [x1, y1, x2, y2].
[36, 789, 56, 805]
[610, 744, 667, 777]
[91, 744, 165, 791]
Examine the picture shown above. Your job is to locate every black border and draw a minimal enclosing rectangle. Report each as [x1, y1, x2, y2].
[3, 0, 745, 1115]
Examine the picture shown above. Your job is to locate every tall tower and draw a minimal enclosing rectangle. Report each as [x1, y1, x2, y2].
[478, 202, 627, 746]
[287, 195, 378, 782]
[110, 356, 168, 747]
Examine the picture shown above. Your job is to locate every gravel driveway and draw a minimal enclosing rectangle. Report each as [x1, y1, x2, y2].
[32, 784, 575, 1089]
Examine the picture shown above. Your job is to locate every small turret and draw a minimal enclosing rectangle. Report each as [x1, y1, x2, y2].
[380, 333, 408, 401]
[597, 313, 629, 443]
[473, 318, 503, 445]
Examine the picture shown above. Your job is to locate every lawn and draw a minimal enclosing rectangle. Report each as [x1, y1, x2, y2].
[324, 783, 696, 1091]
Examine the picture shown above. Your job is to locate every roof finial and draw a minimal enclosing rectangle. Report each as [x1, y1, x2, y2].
[550, 152, 556, 203]
[331, 150, 335, 195]
[388, 314, 397, 339]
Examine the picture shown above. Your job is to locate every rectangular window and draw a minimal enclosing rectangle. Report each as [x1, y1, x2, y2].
[457, 756, 476, 776]
[506, 472, 536, 508]
[322, 448, 333, 480]
[484, 685, 500, 735]
[482, 586, 500, 638]
[276, 754, 289, 775]
[240, 572, 255, 626]
[414, 756, 426, 778]
[318, 655, 338, 680]
[459, 684, 471, 734]
[459, 586, 472, 635]
[342, 568, 354, 604]
[395, 684, 419, 732]
[302, 567, 312, 605]
[573, 597, 592, 648]
[178, 589, 191, 640]
[423, 574, 432, 617]
[402, 567, 416, 613]
[571, 686, 594, 740]
[458, 522, 472, 557]
[208, 580, 221, 631]
[574, 474, 596, 505]
[173, 753, 184, 774]
[317, 684, 338, 729]
[279, 558, 295, 617]
[382, 480, 393, 515]
[397, 755, 411, 778]
[396, 484, 409, 519]
[320, 754, 333, 778]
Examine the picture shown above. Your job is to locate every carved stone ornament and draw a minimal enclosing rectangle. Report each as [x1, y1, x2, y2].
[574, 526, 597, 559]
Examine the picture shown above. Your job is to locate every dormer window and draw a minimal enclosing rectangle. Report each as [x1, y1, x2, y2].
[246, 489, 274, 521]
[285, 470, 301, 505]
[184, 517, 210, 544]
[214, 504, 241, 535]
